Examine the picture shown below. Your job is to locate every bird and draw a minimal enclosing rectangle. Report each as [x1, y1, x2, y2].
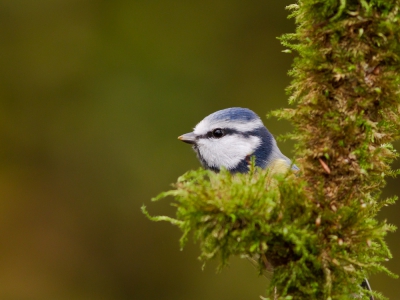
[178, 107, 373, 300]
[178, 107, 298, 173]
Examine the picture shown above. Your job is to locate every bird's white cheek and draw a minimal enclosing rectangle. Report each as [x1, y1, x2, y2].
[197, 135, 261, 169]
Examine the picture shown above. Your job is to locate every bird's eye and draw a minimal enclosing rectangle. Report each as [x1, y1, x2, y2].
[212, 128, 224, 138]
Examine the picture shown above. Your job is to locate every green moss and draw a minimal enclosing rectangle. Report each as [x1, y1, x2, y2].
[144, 1, 400, 299]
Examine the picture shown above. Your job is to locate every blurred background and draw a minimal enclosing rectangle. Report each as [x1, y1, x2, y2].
[0, 1, 398, 299]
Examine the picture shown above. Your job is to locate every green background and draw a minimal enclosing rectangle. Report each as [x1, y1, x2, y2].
[0, 1, 399, 299]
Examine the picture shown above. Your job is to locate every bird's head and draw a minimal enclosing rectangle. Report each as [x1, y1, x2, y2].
[178, 107, 288, 173]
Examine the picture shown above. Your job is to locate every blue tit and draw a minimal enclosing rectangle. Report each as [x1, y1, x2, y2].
[178, 107, 373, 300]
[178, 107, 298, 173]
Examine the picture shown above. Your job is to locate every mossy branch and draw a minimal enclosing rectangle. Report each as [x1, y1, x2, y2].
[144, 1, 400, 299]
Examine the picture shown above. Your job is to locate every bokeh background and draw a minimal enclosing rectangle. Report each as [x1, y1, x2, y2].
[0, 1, 399, 299]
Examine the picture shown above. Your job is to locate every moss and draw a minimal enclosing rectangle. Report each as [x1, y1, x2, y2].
[143, 1, 400, 299]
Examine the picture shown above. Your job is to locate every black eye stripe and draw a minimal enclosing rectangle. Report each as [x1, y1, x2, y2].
[197, 127, 264, 139]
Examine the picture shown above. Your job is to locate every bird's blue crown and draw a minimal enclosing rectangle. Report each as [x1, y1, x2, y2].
[205, 107, 260, 123]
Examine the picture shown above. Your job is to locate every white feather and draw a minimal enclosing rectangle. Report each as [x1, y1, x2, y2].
[194, 118, 263, 135]
[196, 134, 261, 169]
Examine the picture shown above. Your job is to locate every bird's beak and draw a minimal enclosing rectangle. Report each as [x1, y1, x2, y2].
[178, 132, 197, 144]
